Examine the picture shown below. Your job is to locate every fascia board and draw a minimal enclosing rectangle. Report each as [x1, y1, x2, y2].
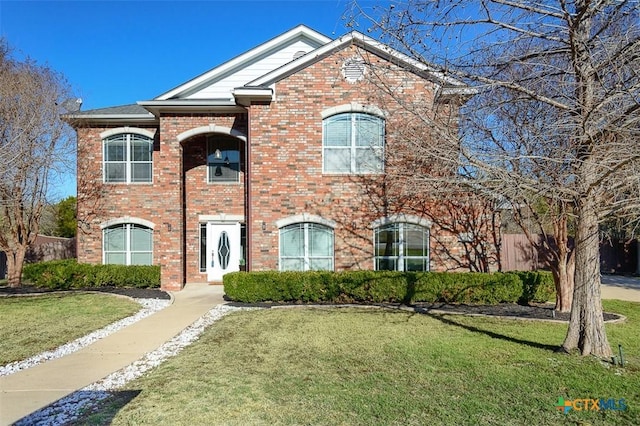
[155, 25, 332, 101]
[434, 86, 478, 103]
[231, 87, 272, 96]
[232, 87, 273, 106]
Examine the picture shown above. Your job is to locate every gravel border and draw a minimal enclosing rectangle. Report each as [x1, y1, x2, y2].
[0, 298, 171, 377]
[14, 304, 246, 426]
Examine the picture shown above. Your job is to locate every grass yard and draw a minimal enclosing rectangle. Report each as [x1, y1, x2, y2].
[0, 293, 140, 365]
[84, 300, 640, 425]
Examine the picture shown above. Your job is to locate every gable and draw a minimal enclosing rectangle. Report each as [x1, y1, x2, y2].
[248, 32, 468, 92]
[156, 25, 331, 101]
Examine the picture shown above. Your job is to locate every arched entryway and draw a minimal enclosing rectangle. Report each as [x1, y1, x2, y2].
[178, 125, 248, 283]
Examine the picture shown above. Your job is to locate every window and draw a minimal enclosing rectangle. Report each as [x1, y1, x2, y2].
[103, 133, 153, 183]
[208, 136, 240, 183]
[280, 223, 334, 271]
[375, 223, 429, 271]
[103, 224, 153, 265]
[323, 113, 384, 173]
[199, 223, 207, 273]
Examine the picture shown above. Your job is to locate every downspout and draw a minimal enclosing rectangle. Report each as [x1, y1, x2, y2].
[245, 106, 252, 271]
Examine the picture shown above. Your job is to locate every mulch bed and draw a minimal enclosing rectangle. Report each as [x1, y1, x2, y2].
[411, 302, 622, 322]
[1, 286, 622, 322]
[227, 299, 623, 322]
[0, 285, 170, 300]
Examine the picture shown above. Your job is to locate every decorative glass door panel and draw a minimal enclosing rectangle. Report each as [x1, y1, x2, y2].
[207, 222, 241, 282]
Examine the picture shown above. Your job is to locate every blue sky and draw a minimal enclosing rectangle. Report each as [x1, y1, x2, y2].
[0, 0, 378, 198]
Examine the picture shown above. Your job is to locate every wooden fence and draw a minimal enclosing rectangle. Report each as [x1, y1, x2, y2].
[500, 234, 543, 271]
[1, 236, 76, 280]
[500, 233, 638, 274]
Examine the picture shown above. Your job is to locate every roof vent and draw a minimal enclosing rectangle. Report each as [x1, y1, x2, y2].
[293, 50, 307, 60]
[342, 58, 366, 83]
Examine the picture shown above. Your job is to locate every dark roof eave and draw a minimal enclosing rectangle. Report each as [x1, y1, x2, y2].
[137, 100, 246, 116]
[64, 114, 158, 126]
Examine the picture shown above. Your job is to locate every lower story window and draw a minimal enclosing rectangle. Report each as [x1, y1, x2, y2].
[280, 223, 334, 271]
[375, 223, 429, 271]
[199, 223, 207, 273]
[103, 224, 153, 265]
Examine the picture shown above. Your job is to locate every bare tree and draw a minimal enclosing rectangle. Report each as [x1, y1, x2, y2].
[468, 80, 577, 311]
[351, 0, 640, 357]
[0, 39, 75, 286]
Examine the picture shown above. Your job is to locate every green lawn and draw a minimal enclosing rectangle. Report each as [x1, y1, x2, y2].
[85, 300, 639, 425]
[0, 293, 140, 365]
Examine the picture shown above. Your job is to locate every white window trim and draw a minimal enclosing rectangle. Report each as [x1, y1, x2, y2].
[278, 222, 335, 272]
[102, 223, 153, 266]
[276, 213, 336, 229]
[100, 127, 155, 140]
[102, 132, 153, 184]
[100, 217, 156, 230]
[372, 219, 431, 272]
[321, 103, 386, 119]
[322, 112, 385, 174]
[371, 214, 432, 229]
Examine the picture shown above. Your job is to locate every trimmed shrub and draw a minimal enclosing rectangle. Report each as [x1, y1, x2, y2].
[333, 270, 407, 303]
[22, 260, 160, 289]
[224, 270, 555, 305]
[513, 270, 555, 303]
[22, 259, 84, 290]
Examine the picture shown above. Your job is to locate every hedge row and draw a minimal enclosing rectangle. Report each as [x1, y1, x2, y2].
[223, 270, 555, 305]
[22, 259, 160, 289]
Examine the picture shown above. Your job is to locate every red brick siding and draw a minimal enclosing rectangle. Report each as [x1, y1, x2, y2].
[248, 45, 469, 271]
[76, 45, 494, 290]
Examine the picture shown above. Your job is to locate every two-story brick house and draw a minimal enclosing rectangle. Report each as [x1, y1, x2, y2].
[71, 25, 479, 290]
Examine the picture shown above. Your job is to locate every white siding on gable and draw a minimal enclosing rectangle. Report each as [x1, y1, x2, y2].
[185, 39, 317, 100]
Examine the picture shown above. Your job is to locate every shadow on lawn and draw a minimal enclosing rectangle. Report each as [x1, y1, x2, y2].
[79, 390, 142, 424]
[418, 308, 561, 352]
[14, 390, 141, 425]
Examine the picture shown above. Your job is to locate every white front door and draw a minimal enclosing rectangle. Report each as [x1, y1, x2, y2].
[207, 222, 241, 282]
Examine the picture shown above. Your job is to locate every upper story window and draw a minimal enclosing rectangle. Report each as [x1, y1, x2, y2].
[103, 133, 153, 183]
[323, 112, 384, 174]
[207, 136, 241, 183]
[103, 223, 153, 265]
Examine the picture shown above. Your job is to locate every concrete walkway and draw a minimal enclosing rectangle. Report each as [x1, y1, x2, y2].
[0, 283, 225, 426]
[601, 274, 640, 302]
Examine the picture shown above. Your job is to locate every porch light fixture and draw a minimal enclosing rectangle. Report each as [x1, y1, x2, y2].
[215, 166, 223, 176]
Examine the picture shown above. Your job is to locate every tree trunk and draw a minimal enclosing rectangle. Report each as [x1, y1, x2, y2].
[6, 247, 26, 288]
[551, 207, 574, 313]
[552, 255, 574, 313]
[562, 197, 612, 357]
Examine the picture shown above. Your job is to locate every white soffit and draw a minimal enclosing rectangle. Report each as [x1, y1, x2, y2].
[155, 25, 331, 101]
